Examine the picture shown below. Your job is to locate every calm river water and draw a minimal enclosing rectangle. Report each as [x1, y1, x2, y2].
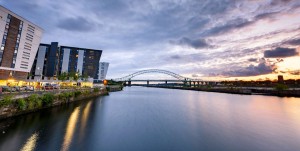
[1, 87, 300, 151]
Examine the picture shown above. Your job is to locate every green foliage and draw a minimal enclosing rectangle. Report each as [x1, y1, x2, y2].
[107, 80, 123, 85]
[58, 92, 74, 101]
[275, 84, 288, 91]
[27, 94, 41, 109]
[0, 95, 13, 107]
[74, 91, 82, 97]
[82, 90, 90, 95]
[58, 72, 68, 81]
[69, 71, 81, 82]
[93, 88, 100, 92]
[41, 93, 55, 106]
[17, 98, 27, 110]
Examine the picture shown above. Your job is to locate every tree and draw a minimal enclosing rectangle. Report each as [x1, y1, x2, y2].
[82, 74, 89, 82]
[58, 72, 68, 81]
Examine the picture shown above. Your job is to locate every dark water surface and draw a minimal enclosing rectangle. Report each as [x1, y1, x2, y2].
[1, 87, 300, 151]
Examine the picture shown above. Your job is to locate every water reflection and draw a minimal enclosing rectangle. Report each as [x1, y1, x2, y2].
[61, 107, 80, 151]
[0, 87, 300, 151]
[20, 132, 39, 151]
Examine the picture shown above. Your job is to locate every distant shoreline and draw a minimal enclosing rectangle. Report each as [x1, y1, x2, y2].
[137, 85, 300, 98]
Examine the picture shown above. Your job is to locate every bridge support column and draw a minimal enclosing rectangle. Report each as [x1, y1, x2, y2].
[165, 81, 167, 84]
[189, 81, 192, 87]
[128, 81, 131, 86]
[193, 81, 196, 87]
[147, 81, 149, 86]
[197, 81, 200, 87]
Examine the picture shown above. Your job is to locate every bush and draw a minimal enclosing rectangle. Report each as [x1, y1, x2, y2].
[27, 94, 41, 109]
[0, 95, 13, 107]
[82, 90, 90, 95]
[275, 84, 288, 91]
[93, 88, 100, 92]
[74, 91, 82, 97]
[41, 93, 55, 106]
[17, 98, 27, 110]
[58, 92, 74, 101]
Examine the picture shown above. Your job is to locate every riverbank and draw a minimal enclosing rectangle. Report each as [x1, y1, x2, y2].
[106, 85, 123, 92]
[0, 88, 109, 120]
[144, 85, 300, 97]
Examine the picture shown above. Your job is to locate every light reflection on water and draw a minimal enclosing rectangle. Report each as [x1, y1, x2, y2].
[0, 87, 300, 151]
[20, 132, 39, 151]
[61, 107, 80, 151]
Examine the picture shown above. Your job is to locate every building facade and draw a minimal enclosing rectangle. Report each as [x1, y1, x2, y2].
[29, 42, 102, 81]
[97, 62, 109, 80]
[0, 6, 43, 80]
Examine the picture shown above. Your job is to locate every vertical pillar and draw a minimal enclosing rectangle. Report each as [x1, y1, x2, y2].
[128, 81, 131, 86]
[147, 81, 149, 86]
[165, 81, 167, 84]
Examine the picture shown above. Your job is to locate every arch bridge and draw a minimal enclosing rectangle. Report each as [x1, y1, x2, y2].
[113, 69, 216, 86]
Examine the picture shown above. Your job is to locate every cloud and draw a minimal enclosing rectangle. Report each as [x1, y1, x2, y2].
[2, 0, 300, 79]
[221, 62, 276, 77]
[288, 70, 300, 75]
[285, 38, 300, 45]
[174, 37, 210, 49]
[264, 47, 298, 58]
[248, 58, 258, 62]
[57, 16, 97, 32]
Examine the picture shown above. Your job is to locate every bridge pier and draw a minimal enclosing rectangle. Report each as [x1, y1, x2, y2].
[165, 81, 167, 84]
[128, 81, 131, 86]
[193, 81, 196, 87]
[147, 81, 149, 86]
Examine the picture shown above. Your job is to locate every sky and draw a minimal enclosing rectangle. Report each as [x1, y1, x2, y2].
[1, 0, 300, 81]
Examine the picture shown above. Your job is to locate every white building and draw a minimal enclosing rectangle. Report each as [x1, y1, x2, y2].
[98, 62, 109, 80]
[0, 5, 43, 80]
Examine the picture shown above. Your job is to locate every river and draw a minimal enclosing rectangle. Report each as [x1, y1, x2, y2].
[1, 87, 300, 151]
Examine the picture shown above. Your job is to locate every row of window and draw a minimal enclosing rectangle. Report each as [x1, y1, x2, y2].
[0, 14, 11, 64]
[11, 19, 24, 68]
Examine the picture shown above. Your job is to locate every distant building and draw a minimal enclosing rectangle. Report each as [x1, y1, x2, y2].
[0, 6, 43, 80]
[278, 75, 284, 84]
[98, 62, 109, 80]
[29, 42, 102, 81]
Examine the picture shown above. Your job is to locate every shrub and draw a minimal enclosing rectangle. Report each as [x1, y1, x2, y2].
[275, 84, 288, 91]
[93, 88, 100, 92]
[17, 98, 27, 110]
[74, 91, 82, 97]
[41, 93, 55, 106]
[81, 90, 90, 95]
[0, 95, 13, 107]
[27, 94, 41, 109]
[58, 92, 74, 101]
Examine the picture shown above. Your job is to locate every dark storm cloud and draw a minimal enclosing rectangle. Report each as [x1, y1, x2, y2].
[264, 47, 298, 58]
[221, 62, 276, 77]
[175, 37, 210, 49]
[57, 17, 96, 32]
